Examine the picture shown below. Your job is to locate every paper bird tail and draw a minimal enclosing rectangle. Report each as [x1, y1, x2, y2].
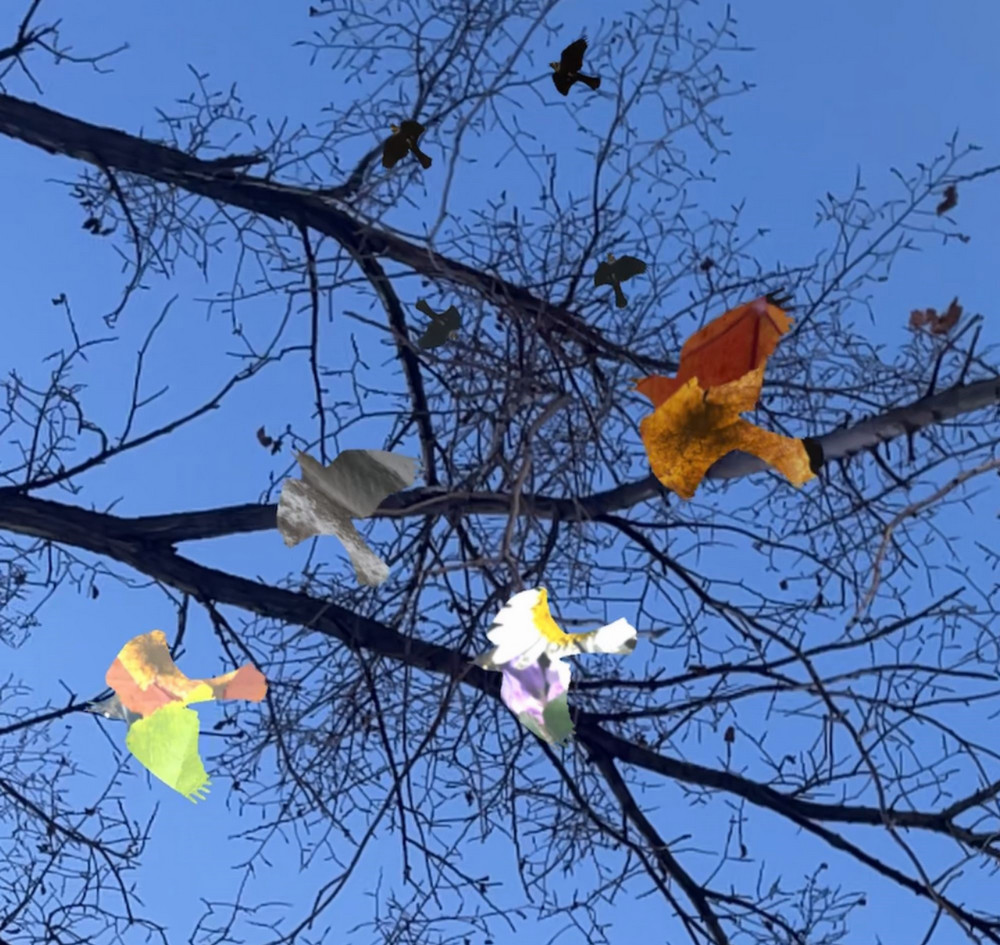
[569, 617, 637, 655]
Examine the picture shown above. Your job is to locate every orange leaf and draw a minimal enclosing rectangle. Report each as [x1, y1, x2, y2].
[638, 368, 816, 500]
[635, 297, 793, 409]
[106, 629, 268, 718]
[908, 298, 962, 336]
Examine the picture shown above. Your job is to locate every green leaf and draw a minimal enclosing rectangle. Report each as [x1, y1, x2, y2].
[125, 701, 211, 803]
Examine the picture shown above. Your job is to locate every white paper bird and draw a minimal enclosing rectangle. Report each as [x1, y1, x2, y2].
[276, 449, 418, 586]
[474, 587, 637, 671]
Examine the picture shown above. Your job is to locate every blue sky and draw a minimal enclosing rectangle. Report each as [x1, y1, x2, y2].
[1, 1, 999, 943]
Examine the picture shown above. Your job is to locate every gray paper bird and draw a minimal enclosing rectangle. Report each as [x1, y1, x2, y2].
[382, 121, 432, 170]
[593, 252, 647, 309]
[414, 298, 461, 349]
[276, 449, 419, 586]
[550, 38, 602, 96]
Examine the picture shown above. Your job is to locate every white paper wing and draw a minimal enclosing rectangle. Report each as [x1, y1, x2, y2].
[297, 449, 418, 519]
[277, 478, 390, 586]
[573, 618, 638, 655]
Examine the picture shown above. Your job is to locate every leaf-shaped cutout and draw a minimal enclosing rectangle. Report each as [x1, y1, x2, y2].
[125, 701, 211, 803]
[106, 629, 268, 718]
[635, 296, 792, 408]
[500, 657, 575, 744]
[276, 449, 418, 586]
[638, 367, 816, 500]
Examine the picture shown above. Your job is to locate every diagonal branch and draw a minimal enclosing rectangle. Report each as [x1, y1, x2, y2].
[0, 493, 996, 862]
[0, 91, 655, 369]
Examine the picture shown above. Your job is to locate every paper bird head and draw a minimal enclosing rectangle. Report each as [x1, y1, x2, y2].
[474, 587, 637, 671]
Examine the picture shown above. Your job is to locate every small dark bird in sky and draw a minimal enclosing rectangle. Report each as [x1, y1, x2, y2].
[550, 38, 602, 96]
[594, 253, 647, 309]
[414, 298, 461, 349]
[764, 289, 794, 311]
[382, 120, 432, 170]
[936, 184, 958, 215]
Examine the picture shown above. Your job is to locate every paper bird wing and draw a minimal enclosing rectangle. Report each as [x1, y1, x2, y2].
[613, 255, 648, 281]
[500, 657, 575, 744]
[560, 38, 587, 71]
[125, 702, 211, 803]
[381, 135, 408, 168]
[593, 260, 614, 286]
[414, 298, 438, 320]
[297, 449, 417, 518]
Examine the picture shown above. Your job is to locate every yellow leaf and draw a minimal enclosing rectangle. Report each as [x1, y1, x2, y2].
[638, 367, 816, 500]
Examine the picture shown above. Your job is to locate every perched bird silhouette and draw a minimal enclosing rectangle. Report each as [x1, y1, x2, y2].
[594, 252, 647, 309]
[550, 38, 602, 96]
[382, 120, 432, 170]
[414, 298, 461, 349]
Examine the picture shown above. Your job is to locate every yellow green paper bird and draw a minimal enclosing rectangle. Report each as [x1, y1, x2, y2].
[99, 629, 268, 803]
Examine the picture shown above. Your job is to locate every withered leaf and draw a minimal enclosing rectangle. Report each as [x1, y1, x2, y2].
[909, 297, 962, 336]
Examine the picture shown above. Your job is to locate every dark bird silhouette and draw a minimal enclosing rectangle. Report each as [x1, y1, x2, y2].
[594, 253, 647, 309]
[764, 289, 794, 311]
[414, 298, 461, 349]
[550, 38, 602, 96]
[382, 120, 432, 170]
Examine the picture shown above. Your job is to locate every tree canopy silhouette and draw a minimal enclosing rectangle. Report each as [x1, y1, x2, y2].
[1, 1, 1000, 944]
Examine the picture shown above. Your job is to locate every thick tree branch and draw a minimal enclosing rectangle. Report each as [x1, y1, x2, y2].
[0, 493, 995, 861]
[0, 91, 658, 369]
[14, 373, 992, 545]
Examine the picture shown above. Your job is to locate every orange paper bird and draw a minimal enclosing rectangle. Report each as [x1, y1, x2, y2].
[634, 296, 816, 499]
[635, 296, 792, 408]
[106, 629, 268, 718]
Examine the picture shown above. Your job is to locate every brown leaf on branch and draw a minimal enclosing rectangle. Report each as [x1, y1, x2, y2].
[908, 298, 962, 336]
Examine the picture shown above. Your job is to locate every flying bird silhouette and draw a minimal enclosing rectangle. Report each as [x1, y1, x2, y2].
[594, 252, 647, 309]
[414, 298, 461, 349]
[550, 38, 602, 96]
[382, 120, 432, 170]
